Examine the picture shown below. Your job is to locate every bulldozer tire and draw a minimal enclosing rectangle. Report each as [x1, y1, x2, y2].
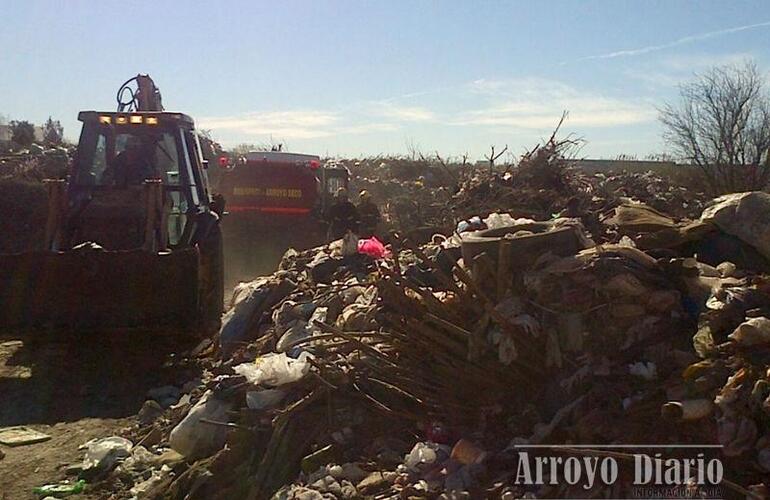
[198, 223, 224, 335]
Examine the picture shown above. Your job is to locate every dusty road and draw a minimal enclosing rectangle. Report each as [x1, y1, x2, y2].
[0, 333, 201, 499]
[222, 216, 326, 293]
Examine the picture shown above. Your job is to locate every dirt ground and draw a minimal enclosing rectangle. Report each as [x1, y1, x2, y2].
[0, 333, 201, 499]
[222, 215, 326, 293]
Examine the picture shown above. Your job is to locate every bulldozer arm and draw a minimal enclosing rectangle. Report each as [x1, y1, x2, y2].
[0, 247, 201, 332]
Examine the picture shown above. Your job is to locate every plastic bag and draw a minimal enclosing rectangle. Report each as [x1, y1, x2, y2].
[129, 466, 171, 499]
[357, 236, 391, 259]
[403, 442, 451, 473]
[404, 442, 437, 471]
[233, 351, 313, 387]
[220, 278, 272, 355]
[456, 216, 485, 234]
[168, 390, 232, 458]
[275, 321, 309, 353]
[82, 436, 133, 473]
[246, 388, 288, 410]
[342, 231, 359, 256]
[276, 307, 327, 354]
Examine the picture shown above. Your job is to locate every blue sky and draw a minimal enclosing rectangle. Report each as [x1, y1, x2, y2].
[1, 1, 769, 160]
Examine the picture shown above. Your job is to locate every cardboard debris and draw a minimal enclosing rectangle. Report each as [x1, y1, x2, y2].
[0, 426, 52, 447]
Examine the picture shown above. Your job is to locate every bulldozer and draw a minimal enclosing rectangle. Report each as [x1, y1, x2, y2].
[0, 75, 224, 333]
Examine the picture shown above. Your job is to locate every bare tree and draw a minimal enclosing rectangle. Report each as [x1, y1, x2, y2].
[433, 151, 458, 185]
[660, 61, 770, 193]
[485, 144, 508, 172]
[405, 138, 423, 161]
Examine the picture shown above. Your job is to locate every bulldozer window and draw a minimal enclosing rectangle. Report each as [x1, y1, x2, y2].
[184, 131, 208, 202]
[110, 132, 180, 186]
[91, 134, 108, 179]
[77, 128, 182, 187]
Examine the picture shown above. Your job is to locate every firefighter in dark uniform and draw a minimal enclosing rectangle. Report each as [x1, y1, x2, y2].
[356, 190, 381, 238]
[325, 187, 359, 240]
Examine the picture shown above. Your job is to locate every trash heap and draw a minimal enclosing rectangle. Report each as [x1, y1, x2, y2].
[348, 161, 458, 239]
[47, 137, 770, 498]
[591, 170, 706, 220]
[451, 138, 586, 222]
[344, 139, 705, 246]
[0, 149, 69, 181]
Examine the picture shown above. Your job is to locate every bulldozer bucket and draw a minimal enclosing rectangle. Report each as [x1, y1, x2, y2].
[0, 247, 200, 332]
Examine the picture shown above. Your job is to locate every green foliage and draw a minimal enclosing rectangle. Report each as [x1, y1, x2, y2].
[10, 120, 35, 147]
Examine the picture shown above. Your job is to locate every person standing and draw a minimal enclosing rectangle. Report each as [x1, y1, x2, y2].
[325, 187, 359, 240]
[356, 190, 381, 238]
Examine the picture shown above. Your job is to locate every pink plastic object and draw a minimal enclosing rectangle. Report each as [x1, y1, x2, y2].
[357, 236, 391, 259]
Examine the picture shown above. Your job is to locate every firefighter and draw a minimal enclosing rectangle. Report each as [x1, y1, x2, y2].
[325, 187, 359, 240]
[357, 190, 381, 238]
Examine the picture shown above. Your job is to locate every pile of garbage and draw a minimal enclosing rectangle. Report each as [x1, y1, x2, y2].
[50, 185, 770, 499]
[345, 159, 458, 239]
[443, 137, 578, 225]
[0, 149, 69, 181]
[342, 137, 705, 248]
[591, 170, 706, 220]
[23, 135, 763, 498]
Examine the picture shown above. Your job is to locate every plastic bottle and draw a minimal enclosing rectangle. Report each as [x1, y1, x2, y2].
[32, 479, 86, 498]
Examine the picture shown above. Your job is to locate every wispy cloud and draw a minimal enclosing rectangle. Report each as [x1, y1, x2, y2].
[199, 110, 339, 139]
[365, 102, 436, 122]
[625, 52, 754, 88]
[200, 77, 657, 148]
[457, 78, 655, 129]
[199, 109, 401, 141]
[337, 122, 399, 134]
[573, 21, 770, 62]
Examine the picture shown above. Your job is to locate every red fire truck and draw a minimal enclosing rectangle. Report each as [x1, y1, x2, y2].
[213, 150, 349, 220]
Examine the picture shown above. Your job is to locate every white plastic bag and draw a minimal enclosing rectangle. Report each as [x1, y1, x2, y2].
[403, 442, 450, 473]
[82, 436, 133, 472]
[483, 212, 535, 229]
[169, 390, 232, 458]
[233, 352, 313, 387]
